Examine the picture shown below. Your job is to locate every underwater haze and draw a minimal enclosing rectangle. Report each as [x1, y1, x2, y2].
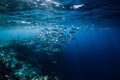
[0, 0, 120, 80]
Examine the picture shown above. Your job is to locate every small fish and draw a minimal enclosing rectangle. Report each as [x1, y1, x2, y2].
[51, 28, 58, 31]
[44, 28, 49, 31]
[72, 27, 80, 30]
[71, 37, 76, 40]
[60, 26, 67, 29]
[69, 31, 75, 34]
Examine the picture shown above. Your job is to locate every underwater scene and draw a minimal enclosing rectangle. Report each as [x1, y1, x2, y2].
[0, 0, 120, 80]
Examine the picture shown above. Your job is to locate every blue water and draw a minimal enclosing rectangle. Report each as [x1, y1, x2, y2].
[0, 0, 120, 80]
[62, 27, 120, 80]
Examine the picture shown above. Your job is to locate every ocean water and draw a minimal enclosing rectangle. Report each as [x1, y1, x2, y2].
[0, 0, 120, 80]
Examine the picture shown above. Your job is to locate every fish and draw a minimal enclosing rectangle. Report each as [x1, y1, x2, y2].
[72, 27, 80, 30]
[69, 31, 75, 34]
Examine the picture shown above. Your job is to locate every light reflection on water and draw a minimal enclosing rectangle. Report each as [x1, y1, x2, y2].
[0, 28, 39, 41]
